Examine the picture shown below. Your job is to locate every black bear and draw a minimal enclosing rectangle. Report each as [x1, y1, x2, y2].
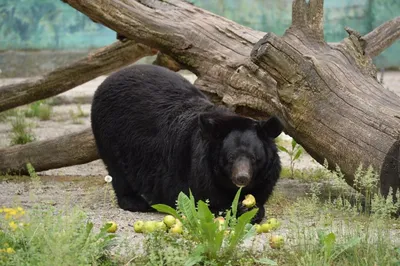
[91, 64, 283, 223]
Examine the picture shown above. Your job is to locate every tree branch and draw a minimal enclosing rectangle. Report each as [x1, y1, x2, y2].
[61, 0, 265, 77]
[0, 129, 98, 175]
[362, 16, 400, 57]
[153, 52, 181, 72]
[290, 0, 324, 41]
[0, 40, 156, 113]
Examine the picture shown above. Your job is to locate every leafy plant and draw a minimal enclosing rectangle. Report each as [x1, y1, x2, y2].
[317, 230, 361, 265]
[151, 188, 274, 265]
[277, 138, 304, 178]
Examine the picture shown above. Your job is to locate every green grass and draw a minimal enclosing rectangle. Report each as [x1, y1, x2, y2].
[24, 100, 52, 121]
[0, 206, 117, 266]
[267, 162, 400, 266]
[0, 109, 19, 122]
[9, 113, 36, 145]
[280, 166, 327, 182]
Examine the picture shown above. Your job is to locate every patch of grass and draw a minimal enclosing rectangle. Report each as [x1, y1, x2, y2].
[280, 166, 328, 182]
[0, 205, 117, 266]
[69, 105, 88, 124]
[268, 162, 400, 266]
[9, 113, 36, 145]
[0, 109, 19, 122]
[24, 100, 52, 121]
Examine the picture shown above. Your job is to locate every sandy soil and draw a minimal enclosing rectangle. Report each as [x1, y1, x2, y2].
[0, 69, 399, 256]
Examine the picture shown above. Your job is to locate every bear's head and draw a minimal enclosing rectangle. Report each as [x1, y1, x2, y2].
[199, 112, 283, 189]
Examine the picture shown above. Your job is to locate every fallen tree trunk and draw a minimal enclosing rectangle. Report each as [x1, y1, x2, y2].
[0, 129, 97, 175]
[250, 4, 400, 195]
[59, 0, 400, 195]
[1, 0, 399, 197]
[0, 40, 156, 113]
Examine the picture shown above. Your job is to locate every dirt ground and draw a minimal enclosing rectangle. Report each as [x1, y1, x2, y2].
[0, 69, 399, 254]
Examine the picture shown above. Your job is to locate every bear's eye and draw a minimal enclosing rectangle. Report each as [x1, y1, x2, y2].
[250, 155, 256, 163]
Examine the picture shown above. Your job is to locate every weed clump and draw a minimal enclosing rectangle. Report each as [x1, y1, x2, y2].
[9, 113, 35, 145]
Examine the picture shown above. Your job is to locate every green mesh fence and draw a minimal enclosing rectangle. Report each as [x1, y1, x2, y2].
[0, 0, 398, 68]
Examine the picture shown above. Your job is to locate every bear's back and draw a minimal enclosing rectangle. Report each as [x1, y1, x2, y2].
[90, 65, 214, 197]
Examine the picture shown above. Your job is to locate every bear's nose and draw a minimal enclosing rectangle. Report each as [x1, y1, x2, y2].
[236, 174, 250, 187]
[232, 157, 252, 187]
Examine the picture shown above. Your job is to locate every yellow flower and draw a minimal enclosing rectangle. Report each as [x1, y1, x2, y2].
[9, 221, 18, 231]
[2, 208, 13, 213]
[6, 248, 15, 254]
[16, 207, 24, 212]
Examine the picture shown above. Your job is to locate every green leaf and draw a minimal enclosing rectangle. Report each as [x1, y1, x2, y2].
[177, 192, 198, 231]
[224, 209, 232, 227]
[331, 237, 361, 260]
[228, 208, 258, 252]
[291, 138, 297, 149]
[185, 245, 205, 266]
[277, 145, 289, 154]
[214, 229, 225, 253]
[293, 148, 303, 160]
[254, 258, 278, 265]
[242, 223, 257, 242]
[151, 204, 180, 218]
[231, 187, 242, 220]
[199, 221, 219, 258]
[323, 232, 336, 248]
[197, 200, 214, 224]
[189, 189, 197, 218]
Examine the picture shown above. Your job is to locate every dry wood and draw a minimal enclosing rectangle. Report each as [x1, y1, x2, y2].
[3, 0, 399, 196]
[0, 40, 156, 113]
[0, 129, 97, 175]
[363, 16, 400, 57]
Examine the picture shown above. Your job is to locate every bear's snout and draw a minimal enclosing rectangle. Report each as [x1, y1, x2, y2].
[231, 157, 252, 187]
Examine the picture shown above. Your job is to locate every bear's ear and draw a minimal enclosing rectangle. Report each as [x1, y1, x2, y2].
[257, 116, 284, 139]
[198, 113, 230, 140]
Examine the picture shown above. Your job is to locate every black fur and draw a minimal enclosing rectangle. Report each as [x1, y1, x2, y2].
[91, 64, 283, 223]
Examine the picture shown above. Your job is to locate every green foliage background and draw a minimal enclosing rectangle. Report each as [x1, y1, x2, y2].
[1, 0, 399, 68]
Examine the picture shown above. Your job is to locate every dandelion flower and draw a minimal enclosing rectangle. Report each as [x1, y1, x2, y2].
[6, 247, 15, 254]
[9, 221, 18, 231]
[104, 175, 113, 183]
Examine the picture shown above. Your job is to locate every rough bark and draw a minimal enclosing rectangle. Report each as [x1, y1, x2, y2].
[362, 16, 400, 57]
[0, 40, 156, 113]
[250, 0, 400, 194]
[2, 0, 399, 196]
[0, 129, 97, 175]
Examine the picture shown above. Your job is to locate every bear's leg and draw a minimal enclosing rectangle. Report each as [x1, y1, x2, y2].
[108, 167, 153, 212]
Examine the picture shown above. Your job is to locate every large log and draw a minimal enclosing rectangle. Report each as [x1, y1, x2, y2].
[59, 0, 400, 195]
[1, 0, 399, 197]
[0, 40, 156, 113]
[250, 3, 400, 194]
[0, 129, 97, 175]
